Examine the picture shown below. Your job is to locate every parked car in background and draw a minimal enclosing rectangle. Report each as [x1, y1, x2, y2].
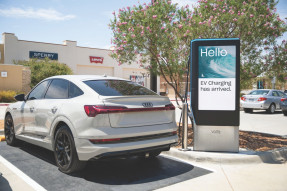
[280, 96, 287, 116]
[240, 89, 286, 114]
[4, 75, 177, 173]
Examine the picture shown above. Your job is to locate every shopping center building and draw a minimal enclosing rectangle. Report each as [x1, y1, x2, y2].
[0, 33, 160, 93]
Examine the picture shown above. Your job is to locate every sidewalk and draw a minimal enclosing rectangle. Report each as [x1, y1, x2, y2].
[159, 147, 287, 191]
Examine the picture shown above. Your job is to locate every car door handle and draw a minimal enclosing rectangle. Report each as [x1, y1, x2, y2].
[51, 107, 58, 114]
[30, 107, 35, 112]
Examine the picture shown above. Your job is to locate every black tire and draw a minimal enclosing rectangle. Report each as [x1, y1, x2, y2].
[54, 125, 86, 174]
[4, 114, 18, 146]
[283, 111, 287, 116]
[267, 104, 276, 114]
[244, 108, 253, 113]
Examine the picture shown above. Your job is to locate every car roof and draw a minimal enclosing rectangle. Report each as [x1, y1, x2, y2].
[46, 75, 127, 82]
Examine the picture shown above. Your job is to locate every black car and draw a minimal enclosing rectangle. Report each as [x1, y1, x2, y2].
[280, 96, 287, 116]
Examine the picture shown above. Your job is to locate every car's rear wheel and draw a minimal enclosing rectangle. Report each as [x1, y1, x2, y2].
[4, 114, 17, 146]
[244, 108, 253, 113]
[54, 125, 86, 174]
[267, 104, 276, 114]
[283, 111, 287, 116]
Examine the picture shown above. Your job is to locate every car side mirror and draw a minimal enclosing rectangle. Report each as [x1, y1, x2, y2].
[14, 94, 26, 102]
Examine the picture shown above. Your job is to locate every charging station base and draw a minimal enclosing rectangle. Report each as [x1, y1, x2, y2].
[193, 125, 239, 152]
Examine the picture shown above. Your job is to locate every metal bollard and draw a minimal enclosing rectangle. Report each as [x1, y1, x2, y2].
[181, 103, 190, 151]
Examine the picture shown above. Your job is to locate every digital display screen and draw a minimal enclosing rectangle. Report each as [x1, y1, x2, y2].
[198, 46, 236, 111]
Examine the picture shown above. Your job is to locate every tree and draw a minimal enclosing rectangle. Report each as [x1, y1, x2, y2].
[110, 1, 191, 104]
[110, 0, 287, 100]
[14, 58, 73, 87]
[190, 0, 287, 89]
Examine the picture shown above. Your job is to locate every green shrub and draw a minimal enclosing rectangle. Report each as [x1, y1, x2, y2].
[14, 58, 73, 87]
[0, 90, 17, 103]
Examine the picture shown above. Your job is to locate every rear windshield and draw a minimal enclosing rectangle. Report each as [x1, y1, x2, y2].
[84, 80, 158, 96]
[249, 90, 269, 95]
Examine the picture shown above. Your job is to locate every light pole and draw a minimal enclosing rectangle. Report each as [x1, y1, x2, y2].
[150, 0, 157, 93]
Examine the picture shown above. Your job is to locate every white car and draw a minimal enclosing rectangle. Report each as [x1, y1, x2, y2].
[4, 75, 177, 173]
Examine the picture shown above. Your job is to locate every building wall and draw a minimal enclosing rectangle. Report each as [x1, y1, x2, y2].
[0, 64, 31, 93]
[2, 33, 158, 91]
[0, 44, 4, 64]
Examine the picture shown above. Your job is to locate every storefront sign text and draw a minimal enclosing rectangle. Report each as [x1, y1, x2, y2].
[90, 56, 104, 64]
[29, 51, 58, 60]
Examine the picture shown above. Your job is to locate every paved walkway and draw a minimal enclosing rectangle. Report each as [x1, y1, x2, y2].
[158, 147, 287, 191]
[157, 162, 287, 191]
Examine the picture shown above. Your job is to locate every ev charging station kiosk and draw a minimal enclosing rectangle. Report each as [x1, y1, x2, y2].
[190, 38, 240, 152]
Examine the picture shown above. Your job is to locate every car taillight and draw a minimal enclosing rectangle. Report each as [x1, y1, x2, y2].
[84, 103, 176, 117]
[281, 98, 287, 102]
[241, 97, 246, 101]
[89, 138, 121, 144]
[258, 97, 267, 101]
[84, 105, 127, 117]
[165, 103, 176, 110]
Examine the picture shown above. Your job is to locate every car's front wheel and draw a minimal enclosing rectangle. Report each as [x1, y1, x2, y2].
[283, 111, 287, 116]
[267, 104, 276, 114]
[4, 114, 17, 146]
[54, 125, 86, 174]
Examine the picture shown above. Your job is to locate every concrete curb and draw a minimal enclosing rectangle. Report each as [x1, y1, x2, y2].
[163, 147, 287, 164]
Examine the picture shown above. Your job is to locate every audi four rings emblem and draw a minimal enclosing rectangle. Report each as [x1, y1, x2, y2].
[142, 102, 153, 107]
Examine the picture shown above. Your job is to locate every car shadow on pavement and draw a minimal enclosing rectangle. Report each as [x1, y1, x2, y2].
[248, 111, 282, 115]
[2, 141, 212, 191]
[74, 156, 197, 185]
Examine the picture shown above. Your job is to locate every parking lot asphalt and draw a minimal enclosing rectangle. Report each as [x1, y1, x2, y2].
[1, 103, 287, 190]
[240, 110, 287, 137]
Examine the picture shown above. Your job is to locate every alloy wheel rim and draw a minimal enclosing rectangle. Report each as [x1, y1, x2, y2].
[55, 132, 72, 167]
[271, 105, 275, 113]
[4, 117, 14, 142]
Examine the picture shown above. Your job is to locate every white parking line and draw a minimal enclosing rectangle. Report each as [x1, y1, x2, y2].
[161, 154, 216, 173]
[0, 155, 47, 191]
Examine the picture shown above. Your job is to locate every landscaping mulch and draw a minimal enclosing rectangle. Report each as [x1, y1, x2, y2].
[176, 123, 287, 152]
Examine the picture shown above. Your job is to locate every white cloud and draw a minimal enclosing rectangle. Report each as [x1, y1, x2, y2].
[172, 0, 198, 8]
[0, 7, 76, 21]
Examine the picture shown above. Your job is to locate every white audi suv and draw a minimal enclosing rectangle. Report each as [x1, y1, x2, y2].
[4, 75, 178, 173]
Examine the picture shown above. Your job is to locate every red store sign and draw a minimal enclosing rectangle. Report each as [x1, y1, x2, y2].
[90, 56, 104, 64]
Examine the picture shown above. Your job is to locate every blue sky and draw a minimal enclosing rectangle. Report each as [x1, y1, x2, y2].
[0, 0, 286, 49]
